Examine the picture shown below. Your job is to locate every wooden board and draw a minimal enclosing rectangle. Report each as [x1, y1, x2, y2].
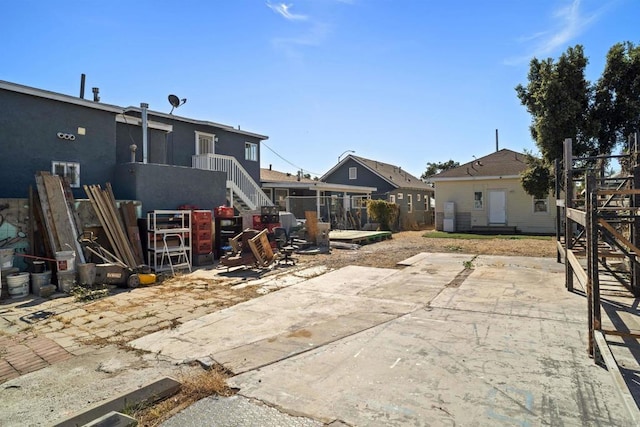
[305, 211, 318, 243]
[328, 230, 392, 245]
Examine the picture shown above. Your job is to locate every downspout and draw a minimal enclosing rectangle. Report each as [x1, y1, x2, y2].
[141, 103, 149, 164]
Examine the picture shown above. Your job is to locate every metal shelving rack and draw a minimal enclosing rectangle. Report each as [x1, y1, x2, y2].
[147, 210, 192, 273]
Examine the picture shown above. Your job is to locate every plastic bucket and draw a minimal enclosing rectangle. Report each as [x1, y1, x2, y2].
[57, 270, 76, 293]
[32, 260, 46, 273]
[55, 251, 76, 273]
[7, 272, 29, 298]
[0, 248, 14, 268]
[31, 271, 52, 297]
[77, 263, 96, 286]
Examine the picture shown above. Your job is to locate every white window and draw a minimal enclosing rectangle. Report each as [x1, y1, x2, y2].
[425, 196, 429, 211]
[533, 198, 549, 213]
[407, 194, 413, 212]
[397, 193, 403, 200]
[389, 195, 396, 203]
[195, 131, 215, 155]
[417, 194, 421, 202]
[349, 167, 357, 180]
[474, 191, 483, 209]
[245, 142, 258, 161]
[52, 161, 80, 188]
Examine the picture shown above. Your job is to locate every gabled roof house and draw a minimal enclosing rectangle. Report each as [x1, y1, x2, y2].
[322, 155, 434, 229]
[430, 148, 556, 234]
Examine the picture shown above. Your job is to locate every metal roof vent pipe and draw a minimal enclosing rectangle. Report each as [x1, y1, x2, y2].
[141, 103, 149, 164]
[92, 87, 100, 102]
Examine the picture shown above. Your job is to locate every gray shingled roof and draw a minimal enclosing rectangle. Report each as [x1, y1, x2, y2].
[350, 155, 433, 190]
[261, 168, 316, 183]
[432, 149, 528, 179]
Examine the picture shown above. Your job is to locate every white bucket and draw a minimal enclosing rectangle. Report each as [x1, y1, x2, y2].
[55, 251, 76, 273]
[31, 271, 52, 297]
[7, 272, 29, 298]
[0, 248, 14, 268]
[57, 270, 76, 293]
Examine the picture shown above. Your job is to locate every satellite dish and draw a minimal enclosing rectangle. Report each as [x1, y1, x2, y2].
[168, 94, 187, 114]
[168, 94, 180, 107]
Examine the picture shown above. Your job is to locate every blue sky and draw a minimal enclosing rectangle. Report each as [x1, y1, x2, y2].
[3, 0, 638, 178]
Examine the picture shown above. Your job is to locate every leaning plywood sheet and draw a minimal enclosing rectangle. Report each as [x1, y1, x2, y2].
[35, 174, 59, 253]
[36, 172, 85, 263]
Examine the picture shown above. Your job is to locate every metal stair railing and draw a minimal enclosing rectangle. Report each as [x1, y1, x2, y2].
[193, 153, 273, 210]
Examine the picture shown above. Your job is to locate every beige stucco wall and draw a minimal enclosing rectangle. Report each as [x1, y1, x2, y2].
[434, 177, 556, 234]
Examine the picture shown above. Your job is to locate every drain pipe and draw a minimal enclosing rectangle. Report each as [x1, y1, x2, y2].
[141, 103, 149, 164]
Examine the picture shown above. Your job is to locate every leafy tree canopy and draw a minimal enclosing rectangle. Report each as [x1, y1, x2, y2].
[421, 160, 460, 180]
[515, 42, 640, 197]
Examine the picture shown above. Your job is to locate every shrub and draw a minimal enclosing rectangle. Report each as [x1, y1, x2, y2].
[367, 200, 399, 231]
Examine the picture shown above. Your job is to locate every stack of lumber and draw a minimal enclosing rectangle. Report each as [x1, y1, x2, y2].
[83, 184, 143, 268]
[35, 172, 86, 263]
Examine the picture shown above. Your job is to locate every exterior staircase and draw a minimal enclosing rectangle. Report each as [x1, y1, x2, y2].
[192, 153, 273, 211]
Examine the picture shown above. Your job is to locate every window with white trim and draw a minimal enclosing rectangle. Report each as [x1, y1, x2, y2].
[407, 194, 413, 212]
[195, 131, 215, 155]
[52, 161, 80, 188]
[417, 194, 421, 202]
[245, 142, 258, 161]
[349, 167, 357, 180]
[389, 195, 396, 203]
[533, 198, 549, 213]
[397, 193, 403, 200]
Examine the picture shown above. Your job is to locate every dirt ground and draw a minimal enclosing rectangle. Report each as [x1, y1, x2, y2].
[301, 230, 557, 270]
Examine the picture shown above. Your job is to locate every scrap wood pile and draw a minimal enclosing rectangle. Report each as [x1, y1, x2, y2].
[32, 172, 143, 271]
[83, 184, 143, 268]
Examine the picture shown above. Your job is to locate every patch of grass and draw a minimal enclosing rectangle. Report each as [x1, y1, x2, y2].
[71, 285, 110, 302]
[131, 365, 234, 426]
[423, 231, 552, 240]
[463, 260, 474, 269]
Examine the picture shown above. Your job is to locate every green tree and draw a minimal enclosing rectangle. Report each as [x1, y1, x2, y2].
[592, 42, 640, 155]
[421, 160, 460, 180]
[515, 45, 595, 165]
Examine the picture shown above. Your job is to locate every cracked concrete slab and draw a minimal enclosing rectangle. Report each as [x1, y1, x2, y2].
[130, 265, 453, 372]
[225, 255, 634, 426]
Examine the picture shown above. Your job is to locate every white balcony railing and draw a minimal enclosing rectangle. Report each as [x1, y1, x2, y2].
[192, 153, 272, 210]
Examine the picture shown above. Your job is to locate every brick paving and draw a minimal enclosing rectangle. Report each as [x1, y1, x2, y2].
[0, 264, 318, 385]
[0, 333, 72, 384]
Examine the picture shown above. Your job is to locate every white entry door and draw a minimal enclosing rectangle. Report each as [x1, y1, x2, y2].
[489, 191, 506, 224]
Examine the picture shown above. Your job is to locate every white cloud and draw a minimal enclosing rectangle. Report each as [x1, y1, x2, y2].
[505, 0, 605, 65]
[267, 2, 308, 21]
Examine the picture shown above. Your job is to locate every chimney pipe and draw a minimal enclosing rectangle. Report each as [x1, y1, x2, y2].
[92, 87, 100, 102]
[141, 103, 149, 164]
[495, 129, 499, 152]
[80, 74, 86, 99]
[269, 164, 272, 170]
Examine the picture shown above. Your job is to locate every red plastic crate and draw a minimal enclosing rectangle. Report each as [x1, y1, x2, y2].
[214, 206, 234, 218]
[192, 230, 212, 244]
[192, 210, 212, 222]
[193, 220, 212, 232]
[194, 241, 213, 254]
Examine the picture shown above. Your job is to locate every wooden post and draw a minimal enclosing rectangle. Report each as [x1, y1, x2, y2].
[555, 158, 562, 263]
[564, 138, 574, 292]
[586, 174, 600, 356]
[633, 166, 640, 296]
